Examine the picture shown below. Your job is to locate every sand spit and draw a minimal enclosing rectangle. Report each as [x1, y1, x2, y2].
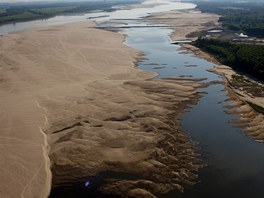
[143, 10, 219, 41]
[210, 66, 264, 143]
[0, 21, 204, 197]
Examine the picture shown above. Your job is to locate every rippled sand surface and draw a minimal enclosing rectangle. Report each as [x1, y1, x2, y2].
[0, 21, 205, 197]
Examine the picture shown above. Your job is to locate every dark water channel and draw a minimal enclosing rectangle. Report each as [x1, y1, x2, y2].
[124, 24, 264, 198]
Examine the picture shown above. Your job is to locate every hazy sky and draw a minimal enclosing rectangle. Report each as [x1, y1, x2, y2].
[0, 0, 260, 3]
[1, 0, 50, 2]
[0, 0, 103, 3]
[0, 0, 57, 2]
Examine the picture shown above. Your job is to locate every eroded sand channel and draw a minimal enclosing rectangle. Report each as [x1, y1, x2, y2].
[0, 9, 202, 198]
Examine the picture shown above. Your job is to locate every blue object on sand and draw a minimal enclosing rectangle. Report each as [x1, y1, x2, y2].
[85, 180, 90, 187]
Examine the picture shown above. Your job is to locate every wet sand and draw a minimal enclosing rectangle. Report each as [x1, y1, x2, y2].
[180, 44, 264, 143]
[0, 21, 204, 198]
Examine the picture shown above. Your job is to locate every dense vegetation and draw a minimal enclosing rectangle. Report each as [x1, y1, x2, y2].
[0, 1, 141, 24]
[195, 1, 264, 37]
[194, 38, 264, 79]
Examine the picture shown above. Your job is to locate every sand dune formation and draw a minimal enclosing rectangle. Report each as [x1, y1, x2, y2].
[0, 21, 205, 197]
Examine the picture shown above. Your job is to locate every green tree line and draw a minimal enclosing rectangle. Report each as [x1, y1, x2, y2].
[195, 1, 264, 37]
[0, 1, 141, 24]
[194, 38, 264, 79]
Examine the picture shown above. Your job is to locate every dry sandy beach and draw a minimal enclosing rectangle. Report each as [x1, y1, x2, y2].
[0, 21, 204, 198]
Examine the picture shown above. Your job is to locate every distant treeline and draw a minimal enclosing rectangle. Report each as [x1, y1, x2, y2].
[195, 1, 264, 37]
[0, 1, 141, 24]
[194, 38, 264, 79]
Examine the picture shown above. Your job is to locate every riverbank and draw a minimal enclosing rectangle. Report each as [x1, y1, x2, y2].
[143, 10, 219, 41]
[0, 21, 205, 198]
[145, 9, 264, 143]
[182, 44, 264, 141]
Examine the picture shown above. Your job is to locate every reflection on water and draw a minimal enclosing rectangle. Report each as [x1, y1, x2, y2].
[50, 171, 140, 198]
[123, 18, 264, 198]
[92, 1, 195, 21]
[124, 27, 215, 82]
[0, 0, 195, 35]
[0, 15, 89, 35]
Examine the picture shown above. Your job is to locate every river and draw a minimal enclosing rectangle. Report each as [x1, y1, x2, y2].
[1, 0, 264, 197]
[124, 22, 264, 198]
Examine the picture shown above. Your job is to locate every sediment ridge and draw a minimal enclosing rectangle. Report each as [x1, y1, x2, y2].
[0, 21, 204, 198]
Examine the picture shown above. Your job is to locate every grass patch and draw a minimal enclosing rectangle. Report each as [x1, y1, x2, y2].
[0, 11, 40, 23]
[0, 8, 6, 14]
[186, 31, 205, 38]
[246, 101, 264, 114]
[231, 74, 264, 97]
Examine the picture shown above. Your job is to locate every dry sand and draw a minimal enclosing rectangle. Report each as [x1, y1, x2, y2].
[0, 21, 204, 198]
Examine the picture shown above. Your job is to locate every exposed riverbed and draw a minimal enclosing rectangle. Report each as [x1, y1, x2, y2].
[1, 0, 264, 197]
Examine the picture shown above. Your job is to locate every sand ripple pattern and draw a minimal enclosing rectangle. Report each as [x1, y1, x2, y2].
[0, 21, 203, 197]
